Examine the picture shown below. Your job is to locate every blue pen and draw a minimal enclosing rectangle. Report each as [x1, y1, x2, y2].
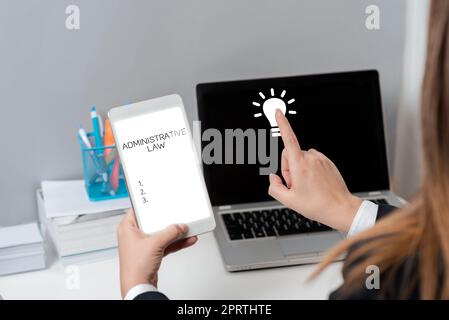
[91, 106, 103, 148]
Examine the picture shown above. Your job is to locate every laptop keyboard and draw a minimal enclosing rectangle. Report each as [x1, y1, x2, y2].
[222, 198, 388, 241]
[370, 198, 388, 205]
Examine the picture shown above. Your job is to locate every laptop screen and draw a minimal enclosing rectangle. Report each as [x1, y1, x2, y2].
[196, 70, 390, 207]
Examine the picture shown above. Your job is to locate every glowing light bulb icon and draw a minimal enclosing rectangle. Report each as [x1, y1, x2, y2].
[252, 88, 297, 137]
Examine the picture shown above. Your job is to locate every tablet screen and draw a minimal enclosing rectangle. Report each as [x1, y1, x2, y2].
[113, 105, 211, 234]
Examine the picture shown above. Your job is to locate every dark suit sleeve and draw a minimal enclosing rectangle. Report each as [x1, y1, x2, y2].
[329, 203, 398, 300]
[134, 291, 169, 300]
[376, 204, 397, 221]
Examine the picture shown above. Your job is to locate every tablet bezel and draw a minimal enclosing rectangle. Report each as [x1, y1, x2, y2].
[108, 94, 216, 238]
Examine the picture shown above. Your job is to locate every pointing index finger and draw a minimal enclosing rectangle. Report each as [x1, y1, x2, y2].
[275, 109, 302, 158]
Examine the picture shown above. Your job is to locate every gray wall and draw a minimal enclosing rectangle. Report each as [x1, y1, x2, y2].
[0, 0, 406, 226]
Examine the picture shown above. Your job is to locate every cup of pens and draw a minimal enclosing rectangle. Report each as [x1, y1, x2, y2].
[78, 107, 128, 201]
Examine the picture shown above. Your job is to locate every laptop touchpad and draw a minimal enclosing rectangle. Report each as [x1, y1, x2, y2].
[279, 232, 343, 256]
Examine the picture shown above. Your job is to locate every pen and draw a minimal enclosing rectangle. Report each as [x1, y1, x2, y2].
[103, 118, 115, 164]
[78, 125, 115, 196]
[98, 112, 104, 138]
[78, 125, 93, 149]
[110, 153, 120, 192]
[103, 118, 119, 192]
[91, 106, 103, 148]
[78, 125, 105, 178]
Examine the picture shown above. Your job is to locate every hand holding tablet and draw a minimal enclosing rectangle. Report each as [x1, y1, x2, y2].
[109, 94, 215, 237]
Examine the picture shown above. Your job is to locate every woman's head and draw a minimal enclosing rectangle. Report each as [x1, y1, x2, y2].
[313, 0, 449, 299]
[420, 0, 449, 298]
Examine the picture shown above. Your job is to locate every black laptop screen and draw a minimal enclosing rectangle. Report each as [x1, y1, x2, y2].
[196, 70, 390, 206]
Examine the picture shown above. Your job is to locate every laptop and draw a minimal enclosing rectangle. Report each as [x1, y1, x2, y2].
[196, 70, 404, 271]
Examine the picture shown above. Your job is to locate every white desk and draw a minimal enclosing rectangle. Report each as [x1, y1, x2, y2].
[0, 233, 343, 300]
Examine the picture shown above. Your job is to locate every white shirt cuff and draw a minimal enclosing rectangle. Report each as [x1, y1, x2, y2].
[124, 283, 158, 300]
[347, 200, 378, 237]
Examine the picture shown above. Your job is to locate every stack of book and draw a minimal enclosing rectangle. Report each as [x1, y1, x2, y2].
[37, 180, 130, 265]
[0, 223, 46, 275]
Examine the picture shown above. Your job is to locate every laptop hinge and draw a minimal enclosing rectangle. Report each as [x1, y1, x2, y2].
[368, 191, 382, 196]
[218, 205, 232, 210]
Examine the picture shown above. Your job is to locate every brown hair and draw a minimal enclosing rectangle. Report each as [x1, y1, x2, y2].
[311, 0, 449, 299]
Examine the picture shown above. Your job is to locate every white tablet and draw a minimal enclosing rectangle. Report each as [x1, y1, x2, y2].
[108, 94, 215, 237]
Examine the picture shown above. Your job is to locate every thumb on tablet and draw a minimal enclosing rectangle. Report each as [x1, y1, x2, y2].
[156, 224, 188, 248]
[123, 208, 138, 227]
